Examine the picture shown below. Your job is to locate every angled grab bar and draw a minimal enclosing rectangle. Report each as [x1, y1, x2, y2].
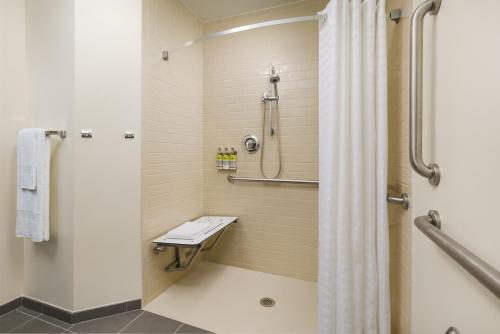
[410, 0, 442, 185]
[415, 211, 500, 299]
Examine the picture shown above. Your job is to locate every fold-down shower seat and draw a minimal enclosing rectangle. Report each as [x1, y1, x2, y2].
[153, 216, 238, 272]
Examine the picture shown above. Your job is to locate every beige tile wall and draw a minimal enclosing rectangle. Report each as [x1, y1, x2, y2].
[386, 0, 413, 332]
[141, 0, 204, 304]
[202, 1, 327, 282]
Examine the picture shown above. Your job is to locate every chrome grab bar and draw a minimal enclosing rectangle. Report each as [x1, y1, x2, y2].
[415, 211, 500, 299]
[410, 0, 442, 185]
[227, 175, 318, 185]
[227, 176, 409, 209]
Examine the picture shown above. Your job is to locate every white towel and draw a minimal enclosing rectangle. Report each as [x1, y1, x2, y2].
[16, 129, 50, 242]
[17, 129, 38, 190]
[166, 222, 211, 240]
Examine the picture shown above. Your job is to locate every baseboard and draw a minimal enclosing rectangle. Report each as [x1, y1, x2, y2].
[0, 297, 23, 317]
[0, 296, 141, 324]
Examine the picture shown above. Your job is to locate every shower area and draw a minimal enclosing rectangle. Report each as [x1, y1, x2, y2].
[142, 1, 323, 332]
[141, 0, 407, 333]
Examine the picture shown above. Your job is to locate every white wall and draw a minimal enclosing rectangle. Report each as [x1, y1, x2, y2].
[0, 0, 27, 305]
[22, 0, 142, 311]
[23, 0, 75, 310]
[411, 0, 500, 333]
[73, 0, 142, 310]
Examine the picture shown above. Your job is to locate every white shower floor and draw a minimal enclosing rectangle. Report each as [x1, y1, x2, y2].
[144, 261, 318, 334]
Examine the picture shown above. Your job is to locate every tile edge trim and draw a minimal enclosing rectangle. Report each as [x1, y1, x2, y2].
[0, 297, 142, 324]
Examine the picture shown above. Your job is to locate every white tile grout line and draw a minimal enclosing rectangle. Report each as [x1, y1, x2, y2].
[13, 307, 75, 333]
[34, 315, 76, 333]
[172, 322, 184, 334]
[117, 310, 145, 333]
[6, 311, 41, 333]
[0, 309, 16, 320]
[66, 308, 141, 329]
[15, 308, 40, 318]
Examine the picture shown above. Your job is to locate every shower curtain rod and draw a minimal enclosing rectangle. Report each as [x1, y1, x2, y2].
[162, 15, 325, 61]
[162, 7, 401, 61]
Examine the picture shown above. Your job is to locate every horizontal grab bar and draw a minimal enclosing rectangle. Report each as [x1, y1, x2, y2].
[415, 211, 500, 300]
[227, 175, 318, 185]
[227, 176, 409, 209]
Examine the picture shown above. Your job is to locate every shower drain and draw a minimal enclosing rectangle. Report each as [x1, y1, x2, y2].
[259, 297, 276, 307]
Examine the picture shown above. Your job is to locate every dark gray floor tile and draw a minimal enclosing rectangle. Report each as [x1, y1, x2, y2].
[11, 318, 66, 333]
[176, 323, 213, 334]
[70, 310, 142, 333]
[121, 311, 181, 333]
[0, 298, 22, 317]
[38, 314, 72, 329]
[17, 306, 41, 317]
[0, 310, 33, 333]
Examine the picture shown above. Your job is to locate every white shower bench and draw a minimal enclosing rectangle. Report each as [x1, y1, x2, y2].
[153, 216, 238, 272]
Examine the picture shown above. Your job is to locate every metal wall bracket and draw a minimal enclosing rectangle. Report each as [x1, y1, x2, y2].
[81, 129, 93, 138]
[388, 9, 402, 23]
[165, 245, 203, 272]
[387, 192, 409, 209]
[162, 228, 228, 272]
[124, 131, 135, 139]
[430, 0, 442, 15]
[45, 130, 67, 139]
[427, 210, 442, 229]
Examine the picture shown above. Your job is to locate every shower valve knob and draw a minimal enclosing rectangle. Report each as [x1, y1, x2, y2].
[242, 135, 260, 154]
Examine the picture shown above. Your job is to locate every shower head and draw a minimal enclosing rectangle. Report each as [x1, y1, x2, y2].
[269, 64, 280, 84]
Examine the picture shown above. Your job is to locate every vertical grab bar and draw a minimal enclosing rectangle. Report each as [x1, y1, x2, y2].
[410, 0, 442, 185]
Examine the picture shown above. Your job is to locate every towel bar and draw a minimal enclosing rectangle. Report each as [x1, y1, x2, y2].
[45, 130, 67, 139]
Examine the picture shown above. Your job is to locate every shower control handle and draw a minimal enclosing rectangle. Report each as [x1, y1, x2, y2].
[242, 135, 260, 154]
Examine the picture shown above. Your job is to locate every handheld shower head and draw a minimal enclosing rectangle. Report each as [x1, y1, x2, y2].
[269, 64, 280, 83]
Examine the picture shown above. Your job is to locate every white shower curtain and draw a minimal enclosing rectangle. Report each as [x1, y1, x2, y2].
[318, 0, 390, 333]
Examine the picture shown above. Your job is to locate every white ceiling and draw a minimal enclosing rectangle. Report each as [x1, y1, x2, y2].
[180, 0, 302, 23]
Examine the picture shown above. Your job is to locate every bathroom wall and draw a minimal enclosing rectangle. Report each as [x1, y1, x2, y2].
[203, 0, 327, 282]
[72, 0, 142, 310]
[23, 0, 142, 311]
[141, 0, 204, 304]
[0, 0, 27, 306]
[386, 0, 413, 332]
[411, 0, 500, 332]
[23, 0, 75, 309]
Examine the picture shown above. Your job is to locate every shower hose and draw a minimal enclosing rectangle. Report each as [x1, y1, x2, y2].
[260, 98, 282, 179]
